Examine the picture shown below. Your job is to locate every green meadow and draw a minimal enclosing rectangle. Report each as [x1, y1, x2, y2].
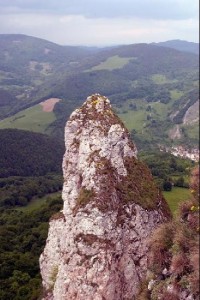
[119, 110, 147, 132]
[163, 187, 192, 215]
[0, 104, 56, 133]
[88, 55, 132, 71]
[18, 191, 61, 212]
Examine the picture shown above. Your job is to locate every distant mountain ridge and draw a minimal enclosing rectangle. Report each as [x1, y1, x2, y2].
[152, 39, 199, 55]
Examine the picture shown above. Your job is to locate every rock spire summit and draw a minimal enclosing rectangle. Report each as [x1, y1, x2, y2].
[40, 94, 171, 300]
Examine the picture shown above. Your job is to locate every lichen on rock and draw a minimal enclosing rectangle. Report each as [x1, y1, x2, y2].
[40, 94, 171, 300]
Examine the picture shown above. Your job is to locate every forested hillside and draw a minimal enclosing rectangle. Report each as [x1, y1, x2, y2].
[0, 129, 64, 177]
[0, 34, 97, 118]
[0, 128, 65, 299]
[0, 196, 63, 300]
[0, 129, 64, 208]
[0, 34, 199, 149]
[153, 39, 199, 54]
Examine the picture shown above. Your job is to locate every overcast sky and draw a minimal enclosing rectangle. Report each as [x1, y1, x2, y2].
[0, 0, 199, 46]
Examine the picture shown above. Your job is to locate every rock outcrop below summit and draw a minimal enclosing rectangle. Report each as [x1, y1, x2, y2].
[40, 94, 171, 300]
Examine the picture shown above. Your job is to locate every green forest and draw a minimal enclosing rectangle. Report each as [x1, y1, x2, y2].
[0, 128, 64, 299]
[0, 196, 63, 300]
[0, 129, 64, 177]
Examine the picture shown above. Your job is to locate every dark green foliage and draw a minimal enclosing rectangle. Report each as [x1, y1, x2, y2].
[0, 121, 65, 298]
[117, 157, 171, 216]
[0, 196, 63, 300]
[139, 151, 194, 190]
[146, 88, 171, 104]
[0, 129, 64, 177]
[0, 175, 62, 207]
[0, 128, 64, 207]
[163, 180, 172, 191]
[175, 176, 187, 188]
[0, 89, 17, 106]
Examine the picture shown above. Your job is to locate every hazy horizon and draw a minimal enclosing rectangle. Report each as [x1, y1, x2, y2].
[0, 33, 198, 48]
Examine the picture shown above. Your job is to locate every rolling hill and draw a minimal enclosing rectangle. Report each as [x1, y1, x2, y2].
[0, 34, 98, 118]
[0, 34, 199, 149]
[152, 39, 199, 55]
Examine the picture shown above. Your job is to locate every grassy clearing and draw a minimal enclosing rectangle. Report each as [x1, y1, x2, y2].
[151, 74, 168, 84]
[151, 74, 177, 84]
[0, 104, 56, 133]
[150, 101, 169, 118]
[18, 191, 61, 212]
[114, 88, 187, 138]
[118, 100, 169, 134]
[118, 110, 147, 132]
[88, 55, 132, 71]
[163, 187, 192, 215]
[170, 89, 184, 101]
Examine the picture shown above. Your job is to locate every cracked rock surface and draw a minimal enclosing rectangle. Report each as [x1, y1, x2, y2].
[40, 94, 171, 300]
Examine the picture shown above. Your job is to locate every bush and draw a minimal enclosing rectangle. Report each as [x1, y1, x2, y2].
[163, 180, 172, 191]
[146, 166, 199, 299]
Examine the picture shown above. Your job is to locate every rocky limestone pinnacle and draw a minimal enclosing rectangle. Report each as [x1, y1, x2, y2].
[40, 94, 171, 300]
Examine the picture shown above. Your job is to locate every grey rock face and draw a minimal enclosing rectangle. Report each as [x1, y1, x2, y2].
[40, 94, 171, 300]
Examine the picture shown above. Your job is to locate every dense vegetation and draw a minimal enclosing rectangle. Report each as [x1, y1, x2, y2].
[0, 175, 62, 207]
[0, 196, 63, 300]
[139, 151, 195, 191]
[137, 167, 199, 300]
[0, 128, 65, 299]
[0, 129, 64, 177]
[0, 129, 64, 208]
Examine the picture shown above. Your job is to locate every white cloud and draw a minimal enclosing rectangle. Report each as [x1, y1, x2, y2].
[0, 0, 198, 45]
[0, 0, 198, 20]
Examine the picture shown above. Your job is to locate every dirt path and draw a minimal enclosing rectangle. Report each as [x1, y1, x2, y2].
[40, 98, 61, 112]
